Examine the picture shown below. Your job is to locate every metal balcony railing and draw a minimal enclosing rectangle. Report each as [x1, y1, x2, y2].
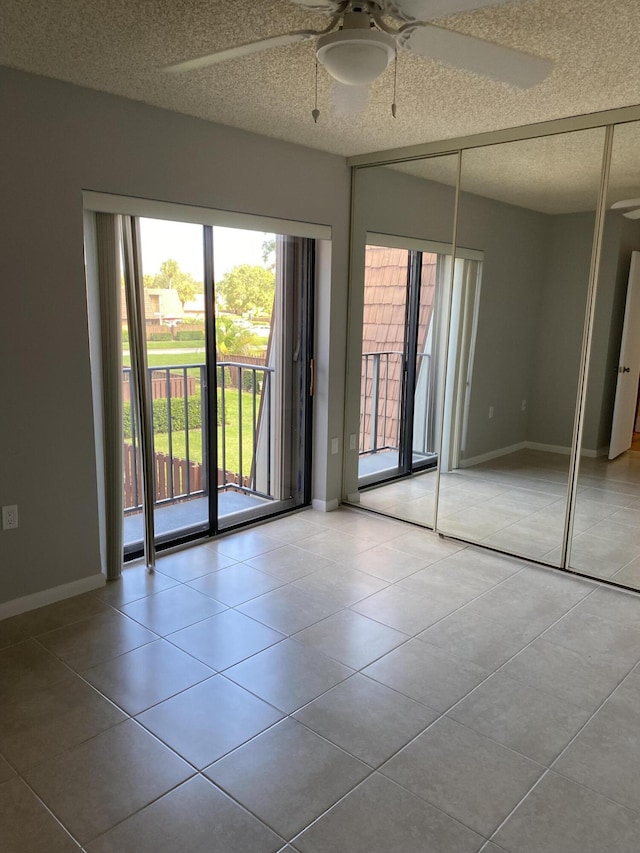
[360, 351, 404, 455]
[359, 350, 431, 457]
[217, 360, 275, 500]
[123, 361, 274, 513]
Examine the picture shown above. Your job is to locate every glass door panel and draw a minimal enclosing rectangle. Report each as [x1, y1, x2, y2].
[121, 216, 314, 554]
[358, 241, 448, 509]
[137, 218, 209, 546]
[214, 229, 313, 529]
[358, 244, 410, 484]
[410, 251, 440, 470]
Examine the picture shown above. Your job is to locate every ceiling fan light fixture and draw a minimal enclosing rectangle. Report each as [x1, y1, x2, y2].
[316, 28, 396, 86]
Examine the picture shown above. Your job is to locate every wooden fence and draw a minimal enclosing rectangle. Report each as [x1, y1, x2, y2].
[122, 372, 198, 403]
[218, 355, 267, 388]
[123, 442, 251, 510]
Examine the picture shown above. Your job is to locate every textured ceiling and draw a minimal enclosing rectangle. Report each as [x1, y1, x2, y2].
[386, 120, 640, 214]
[2, 0, 640, 158]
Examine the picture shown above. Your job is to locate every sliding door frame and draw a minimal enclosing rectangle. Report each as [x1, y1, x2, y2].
[84, 193, 327, 564]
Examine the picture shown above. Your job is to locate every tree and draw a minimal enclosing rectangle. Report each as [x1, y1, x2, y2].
[144, 258, 200, 307]
[215, 315, 260, 355]
[217, 264, 275, 316]
[175, 277, 196, 308]
[153, 259, 180, 289]
[262, 235, 276, 268]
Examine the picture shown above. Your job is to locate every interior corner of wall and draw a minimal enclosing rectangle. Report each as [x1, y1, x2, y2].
[311, 498, 340, 512]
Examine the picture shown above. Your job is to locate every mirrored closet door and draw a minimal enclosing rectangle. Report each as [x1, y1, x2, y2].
[349, 154, 458, 528]
[569, 121, 640, 590]
[436, 128, 607, 565]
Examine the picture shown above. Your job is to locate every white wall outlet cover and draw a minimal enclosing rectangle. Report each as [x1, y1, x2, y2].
[2, 505, 18, 530]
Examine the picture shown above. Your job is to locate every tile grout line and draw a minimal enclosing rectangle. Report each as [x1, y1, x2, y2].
[23, 634, 292, 849]
[484, 657, 640, 847]
[198, 559, 610, 846]
[3, 510, 640, 849]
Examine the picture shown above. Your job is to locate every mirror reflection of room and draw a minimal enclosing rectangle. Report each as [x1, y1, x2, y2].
[352, 155, 458, 529]
[351, 128, 620, 571]
[436, 129, 606, 565]
[570, 120, 640, 590]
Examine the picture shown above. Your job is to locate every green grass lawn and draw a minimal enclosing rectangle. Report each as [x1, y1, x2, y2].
[145, 340, 204, 349]
[151, 388, 258, 475]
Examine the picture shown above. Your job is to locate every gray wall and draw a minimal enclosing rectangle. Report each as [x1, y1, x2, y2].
[527, 211, 640, 453]
[0, 67, 351, 606]
[526, 212, 595, 449]
[456, 192, 548, 460]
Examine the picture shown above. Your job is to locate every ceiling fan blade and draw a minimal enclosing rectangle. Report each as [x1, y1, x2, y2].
[623, 208, 640, 219]
[404, 24, 552, 88]
[611, 198, 640, 210]
[164, 32, 313, 74]
[382, 0, 518, 23]
[290, 1, 345, 11]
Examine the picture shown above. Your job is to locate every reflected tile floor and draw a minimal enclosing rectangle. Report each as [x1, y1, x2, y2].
[2, 506, 640, 851]
[359, 448, 640, 591]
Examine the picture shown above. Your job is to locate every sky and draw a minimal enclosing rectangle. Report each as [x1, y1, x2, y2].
[139, 219, 271, 282]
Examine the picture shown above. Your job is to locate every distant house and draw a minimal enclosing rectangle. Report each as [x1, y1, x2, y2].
[183, 293, 205, 319]
[121, 287, 185, 327]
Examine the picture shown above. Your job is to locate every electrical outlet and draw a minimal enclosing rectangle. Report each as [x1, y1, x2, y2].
[2, 505, 18, 530]
[331, 437, 339, 455]
[488, 406, 494, 419]
[349, 433, 357, 451]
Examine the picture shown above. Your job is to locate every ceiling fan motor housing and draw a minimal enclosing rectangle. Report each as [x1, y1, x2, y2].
[316, 10, 396, 85]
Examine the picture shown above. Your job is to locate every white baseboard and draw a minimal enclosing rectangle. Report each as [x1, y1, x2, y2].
[346, 493, 360, 503]
[459, 442, 527, 468]
[581, 445, 609, 458]
[0, 573, 105, 621]
[312, 498, 340, 512]
[524, 441, 571, 455]
[460, 440, 610, 469]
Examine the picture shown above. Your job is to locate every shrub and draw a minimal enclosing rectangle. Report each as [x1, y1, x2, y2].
[150, 332, 173, 342]
[175, 329, 205, 341]
[123, 394, 202, 438]
[242, 370, 262, 392]
[216, 366, 232, 388]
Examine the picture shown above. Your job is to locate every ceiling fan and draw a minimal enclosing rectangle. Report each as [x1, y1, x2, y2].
[612, 199, 640, 220]
[164, 0, 552, 110]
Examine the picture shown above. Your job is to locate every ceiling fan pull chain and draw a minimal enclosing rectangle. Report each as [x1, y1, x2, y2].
[312, 59, 320, 123]
[391, 49, 398, 118]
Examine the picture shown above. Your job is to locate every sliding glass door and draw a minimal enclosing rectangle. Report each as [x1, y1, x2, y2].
[358, 241, 442, 488]
[121, 217, 314, 557]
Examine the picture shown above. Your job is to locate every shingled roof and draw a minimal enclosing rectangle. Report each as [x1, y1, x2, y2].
[361, 245, 437, 454]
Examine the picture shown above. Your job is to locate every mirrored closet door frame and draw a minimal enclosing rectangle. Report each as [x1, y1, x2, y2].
[345, 103, 640, 591]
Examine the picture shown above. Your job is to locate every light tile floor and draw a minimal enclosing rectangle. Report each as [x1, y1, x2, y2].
[2, 506, 640, 851]
[359, 448, 640, 591]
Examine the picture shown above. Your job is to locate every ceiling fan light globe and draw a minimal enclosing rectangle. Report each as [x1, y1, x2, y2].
[316, 29, 396, 86]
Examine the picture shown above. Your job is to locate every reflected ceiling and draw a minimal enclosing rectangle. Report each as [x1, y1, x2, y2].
[387, 122, 640, 214]
[1, 0, 640, 157]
